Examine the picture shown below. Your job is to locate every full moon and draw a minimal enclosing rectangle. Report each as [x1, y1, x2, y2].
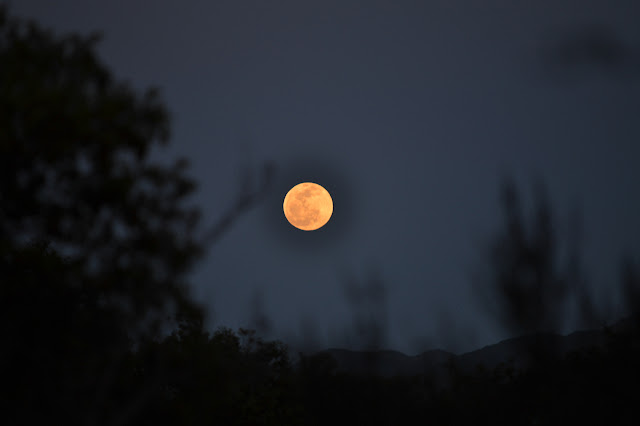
[283, 182, 333, 231]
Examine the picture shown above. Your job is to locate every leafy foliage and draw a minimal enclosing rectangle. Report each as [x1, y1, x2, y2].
[0, 6, 298, 425]
[0, 4, 205, 422]
[0, 5, 202, 331]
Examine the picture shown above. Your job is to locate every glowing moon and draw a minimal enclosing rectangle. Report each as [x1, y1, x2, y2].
[283, 182, 333, 231]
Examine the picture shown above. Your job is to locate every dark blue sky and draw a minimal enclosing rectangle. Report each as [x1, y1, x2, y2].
[13, 0, 640, 354]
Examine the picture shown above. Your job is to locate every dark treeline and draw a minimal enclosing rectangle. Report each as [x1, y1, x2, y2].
[1, 6, 639, 425]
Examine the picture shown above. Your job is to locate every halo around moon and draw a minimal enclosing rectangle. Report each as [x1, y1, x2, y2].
[283, 182, 333, 231]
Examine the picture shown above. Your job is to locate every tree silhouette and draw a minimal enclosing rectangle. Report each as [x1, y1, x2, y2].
[0, 6, 275, 425]
[483, 178, 572, 337]
[0, 5, 202, 334]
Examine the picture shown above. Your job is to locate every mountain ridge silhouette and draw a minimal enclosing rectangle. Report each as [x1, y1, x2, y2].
[305, 315, 638, 381]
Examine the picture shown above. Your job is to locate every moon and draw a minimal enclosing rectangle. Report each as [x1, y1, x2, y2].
[283, 182, 333, 231]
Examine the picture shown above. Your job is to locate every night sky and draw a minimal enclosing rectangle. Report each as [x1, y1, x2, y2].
[13, 0, 640, 355]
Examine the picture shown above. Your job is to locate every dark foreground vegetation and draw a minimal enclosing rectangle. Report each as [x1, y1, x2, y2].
[1, 6, 638, 425]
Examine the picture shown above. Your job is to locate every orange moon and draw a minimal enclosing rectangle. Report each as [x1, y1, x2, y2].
[283, 182, 333, 231]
